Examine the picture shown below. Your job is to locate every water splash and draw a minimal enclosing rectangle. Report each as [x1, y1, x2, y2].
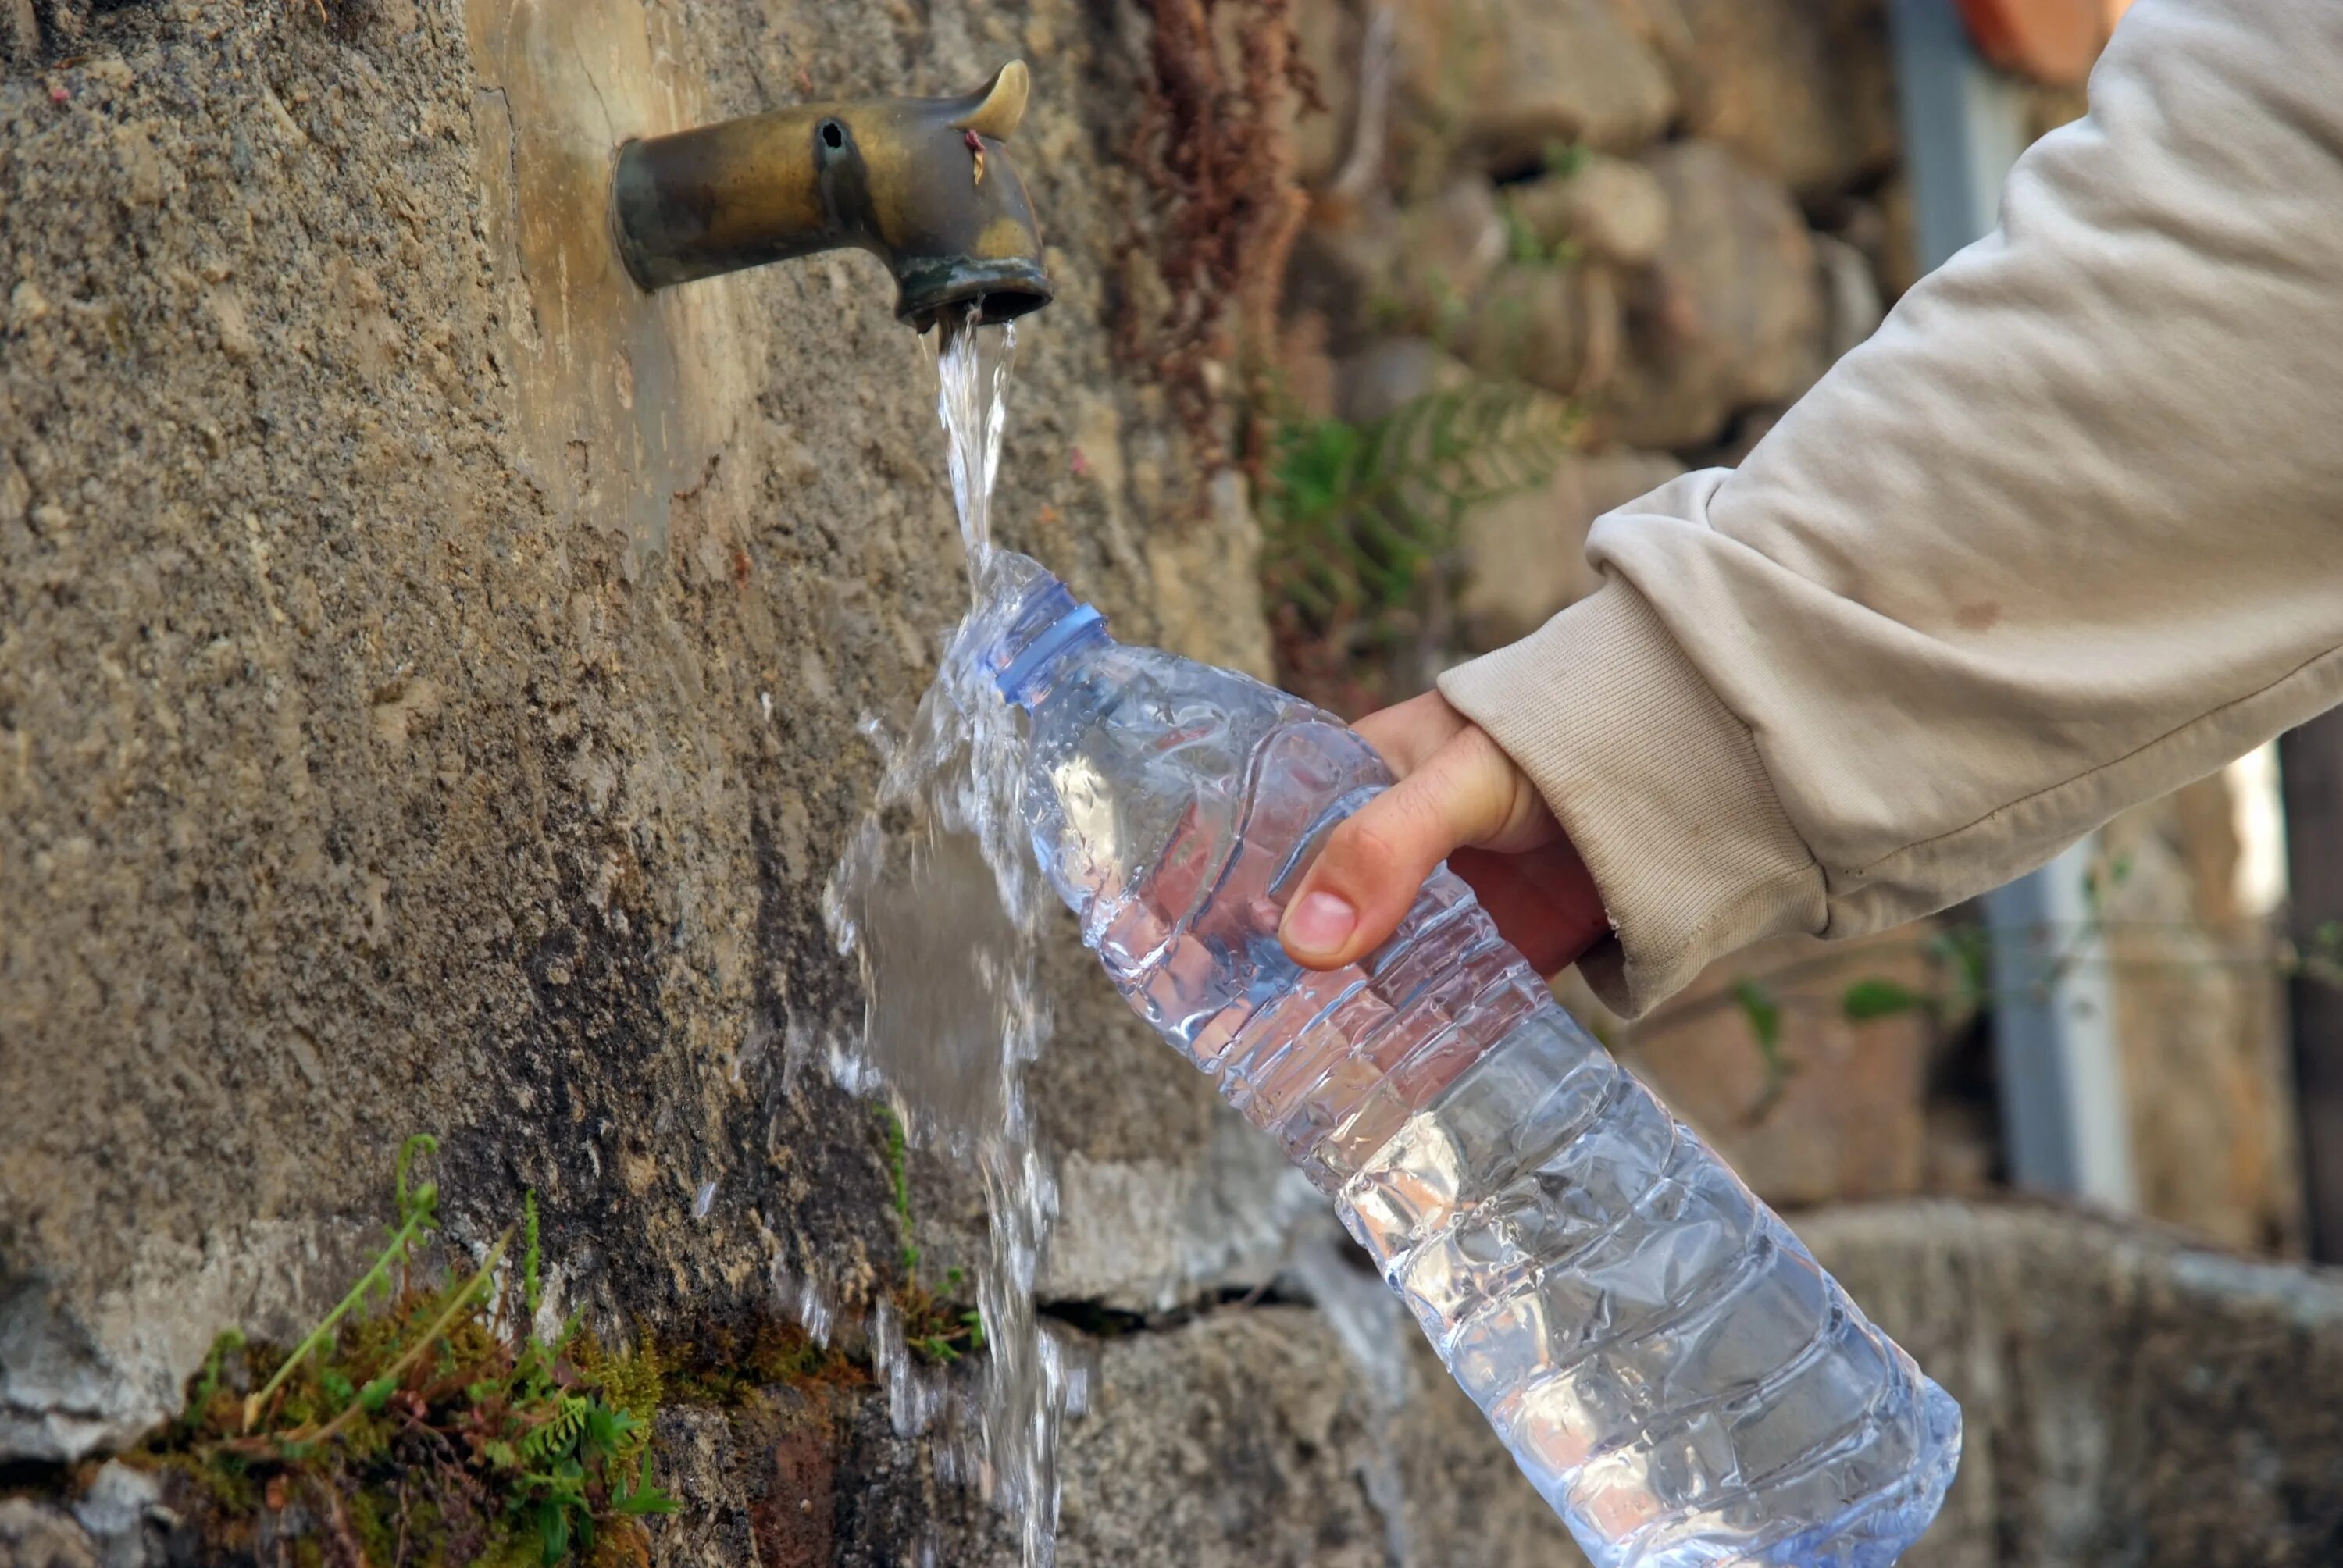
[823, 306, 1079, 1566]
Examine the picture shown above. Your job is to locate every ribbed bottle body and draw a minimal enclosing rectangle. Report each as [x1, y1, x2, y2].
[1147, 855, 1959, 1566]
[988, 558, 1959, 1565]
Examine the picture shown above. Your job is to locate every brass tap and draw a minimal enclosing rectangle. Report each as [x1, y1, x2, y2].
[609, 62, 1054, 330]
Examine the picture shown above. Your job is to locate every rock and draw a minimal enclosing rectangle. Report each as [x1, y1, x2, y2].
[1622, 928, 1938, 1208]
[1041, 1125, 1318, 1310]
[1506, 154, 1671, 269]
[1455, 447, 1685, 651]
[1825, 176, 1924, 301]
[0, 0, 1292, 1525]
[1815, 230, 1887, 362]
[1386, 176, 1508, 336]
[1286, 0, 1363, 189]
[1600, 142, 1827, 451]
[1389, 0, 1675, 175]
[1655, 0, 1900, 201]
[1057, 1310, 1388, 1566]
[1332, 337, 1474, 427]
[2099, 783, 2305, 1254]
[69, 1463, 163, 1568]
[1284, 200, 1403, 358]
[1799, 1202, 2343, 1565]
[1057, 1304, 1583, 1567]
[0, 1499, 101, 1568]
[1450, 260, 1625, 401]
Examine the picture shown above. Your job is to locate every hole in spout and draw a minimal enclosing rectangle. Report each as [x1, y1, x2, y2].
[820, 119, 845, 149]
[979, 287, 1050, 324]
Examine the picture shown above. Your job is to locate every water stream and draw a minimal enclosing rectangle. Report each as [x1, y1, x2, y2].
[823, 310, 1083, 1566]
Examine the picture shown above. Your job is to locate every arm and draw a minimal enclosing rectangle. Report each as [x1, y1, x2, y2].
[1282, 0, 2343, 1016]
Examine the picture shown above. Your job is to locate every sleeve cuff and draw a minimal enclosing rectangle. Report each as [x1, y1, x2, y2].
[1436, 579, 1828, 1017]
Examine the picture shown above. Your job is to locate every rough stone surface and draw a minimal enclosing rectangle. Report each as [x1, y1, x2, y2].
[1387, 177, 1509, 337]
[1389, 0, 1675, 174]
[1507, 155, 1671, 269]
[0, 1499, 102, 1568]
[1332, 337, 1474, 429]
[1059, 1303, 1583, 1568]
[1801, 1202, 2343, 1566]
[1454, 447, 1683, 652]
[1658, 0, 1900, 201]
[1626, 930, 1938, 1208]
[1603, 141, 1828, 451]
[2100, 780, 2304, 1255]
[1455, 262, 1624, 402]
[0, 0, 1269, 1494]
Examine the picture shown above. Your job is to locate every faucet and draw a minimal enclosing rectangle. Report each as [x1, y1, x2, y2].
[609, 61, 1054, 330]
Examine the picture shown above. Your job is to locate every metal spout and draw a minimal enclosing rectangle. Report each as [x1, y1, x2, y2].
[610, 62, 1054, 330]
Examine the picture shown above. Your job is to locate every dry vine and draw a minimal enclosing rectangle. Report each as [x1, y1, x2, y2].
[1122, 0, 1321, 476]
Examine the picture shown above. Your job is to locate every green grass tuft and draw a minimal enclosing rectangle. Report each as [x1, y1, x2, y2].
[143, 1145, 676, 1566]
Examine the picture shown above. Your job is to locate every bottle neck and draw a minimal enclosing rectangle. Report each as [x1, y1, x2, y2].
[989, 577, 1111, 711]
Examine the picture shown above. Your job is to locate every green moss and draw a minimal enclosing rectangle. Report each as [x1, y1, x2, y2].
[138, 1139, 676, 1567]
[616, 1315, 865, 1409]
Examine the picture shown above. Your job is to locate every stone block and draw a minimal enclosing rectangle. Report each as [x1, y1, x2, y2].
[1799, 1202, 2343, 1566]
[1624, 928, 1938, 1209]
[1658, 0, 1901, 201]
[1506, 154, 1672, 269]
[1601, 142, 1827, 451]
[1455, 447, 1685, 652]
[1332, 337, 1475, 429]
[2099, 783, 2304, 1254]
[1389, 0, 1675, 174]
[1452, 261, 1624, 401]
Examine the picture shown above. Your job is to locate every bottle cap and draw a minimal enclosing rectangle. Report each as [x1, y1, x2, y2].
[987, 574, 1110, 708]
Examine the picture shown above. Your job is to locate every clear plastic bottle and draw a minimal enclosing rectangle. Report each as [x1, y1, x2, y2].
[972, 553, 1961, 1567]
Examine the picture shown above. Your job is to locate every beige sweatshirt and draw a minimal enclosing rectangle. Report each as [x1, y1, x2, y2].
[1438, 0, 2343, 1019]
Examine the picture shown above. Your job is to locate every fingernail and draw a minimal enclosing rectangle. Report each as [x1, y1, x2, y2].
[1284, 891, 1358, 955]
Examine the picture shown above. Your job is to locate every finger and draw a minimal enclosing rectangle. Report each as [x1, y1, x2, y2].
[1350, 690, 1472, 780]
[1279, 736, 1517, 970]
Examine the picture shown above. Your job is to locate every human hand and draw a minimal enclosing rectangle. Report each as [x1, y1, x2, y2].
[1276, 690, 1610, 975]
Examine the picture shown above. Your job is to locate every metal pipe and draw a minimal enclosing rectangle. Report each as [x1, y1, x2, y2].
[609, 62, 1054, 330]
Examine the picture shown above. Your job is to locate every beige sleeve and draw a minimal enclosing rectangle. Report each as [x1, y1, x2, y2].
[1438, 0, 2343, 1018]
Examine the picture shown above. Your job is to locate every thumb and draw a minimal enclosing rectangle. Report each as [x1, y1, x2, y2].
[1278, 729, 1519, 971]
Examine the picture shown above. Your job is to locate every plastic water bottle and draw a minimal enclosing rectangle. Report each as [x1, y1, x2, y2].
[972, 552, 1961, 1567]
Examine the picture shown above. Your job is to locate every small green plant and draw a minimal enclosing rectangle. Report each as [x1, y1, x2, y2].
[1258, 381, 1579, 711]
[1728, 978, 1795, 1124]
[1650, 893, 2343, 1133]
[1542, 139, 1592, 179]
[871, 1104, 987, 1366]
[152, 1137, 675, 1566]
[1499, 197, 1582, 272]
[875, 1103, 917, 1273]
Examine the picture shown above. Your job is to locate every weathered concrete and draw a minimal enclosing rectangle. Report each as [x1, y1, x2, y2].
[0, 0, 1271, 1497]
[1803, 1201, 2343, 1566]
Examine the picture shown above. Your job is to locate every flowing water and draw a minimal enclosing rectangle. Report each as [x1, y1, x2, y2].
[823, 310, 1084, 1566]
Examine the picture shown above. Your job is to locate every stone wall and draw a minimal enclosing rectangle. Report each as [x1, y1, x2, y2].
[1804, 1203, 2343, 1566]
[0, 0, 1358, 1559]
[2, 1, 2335, 1565]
